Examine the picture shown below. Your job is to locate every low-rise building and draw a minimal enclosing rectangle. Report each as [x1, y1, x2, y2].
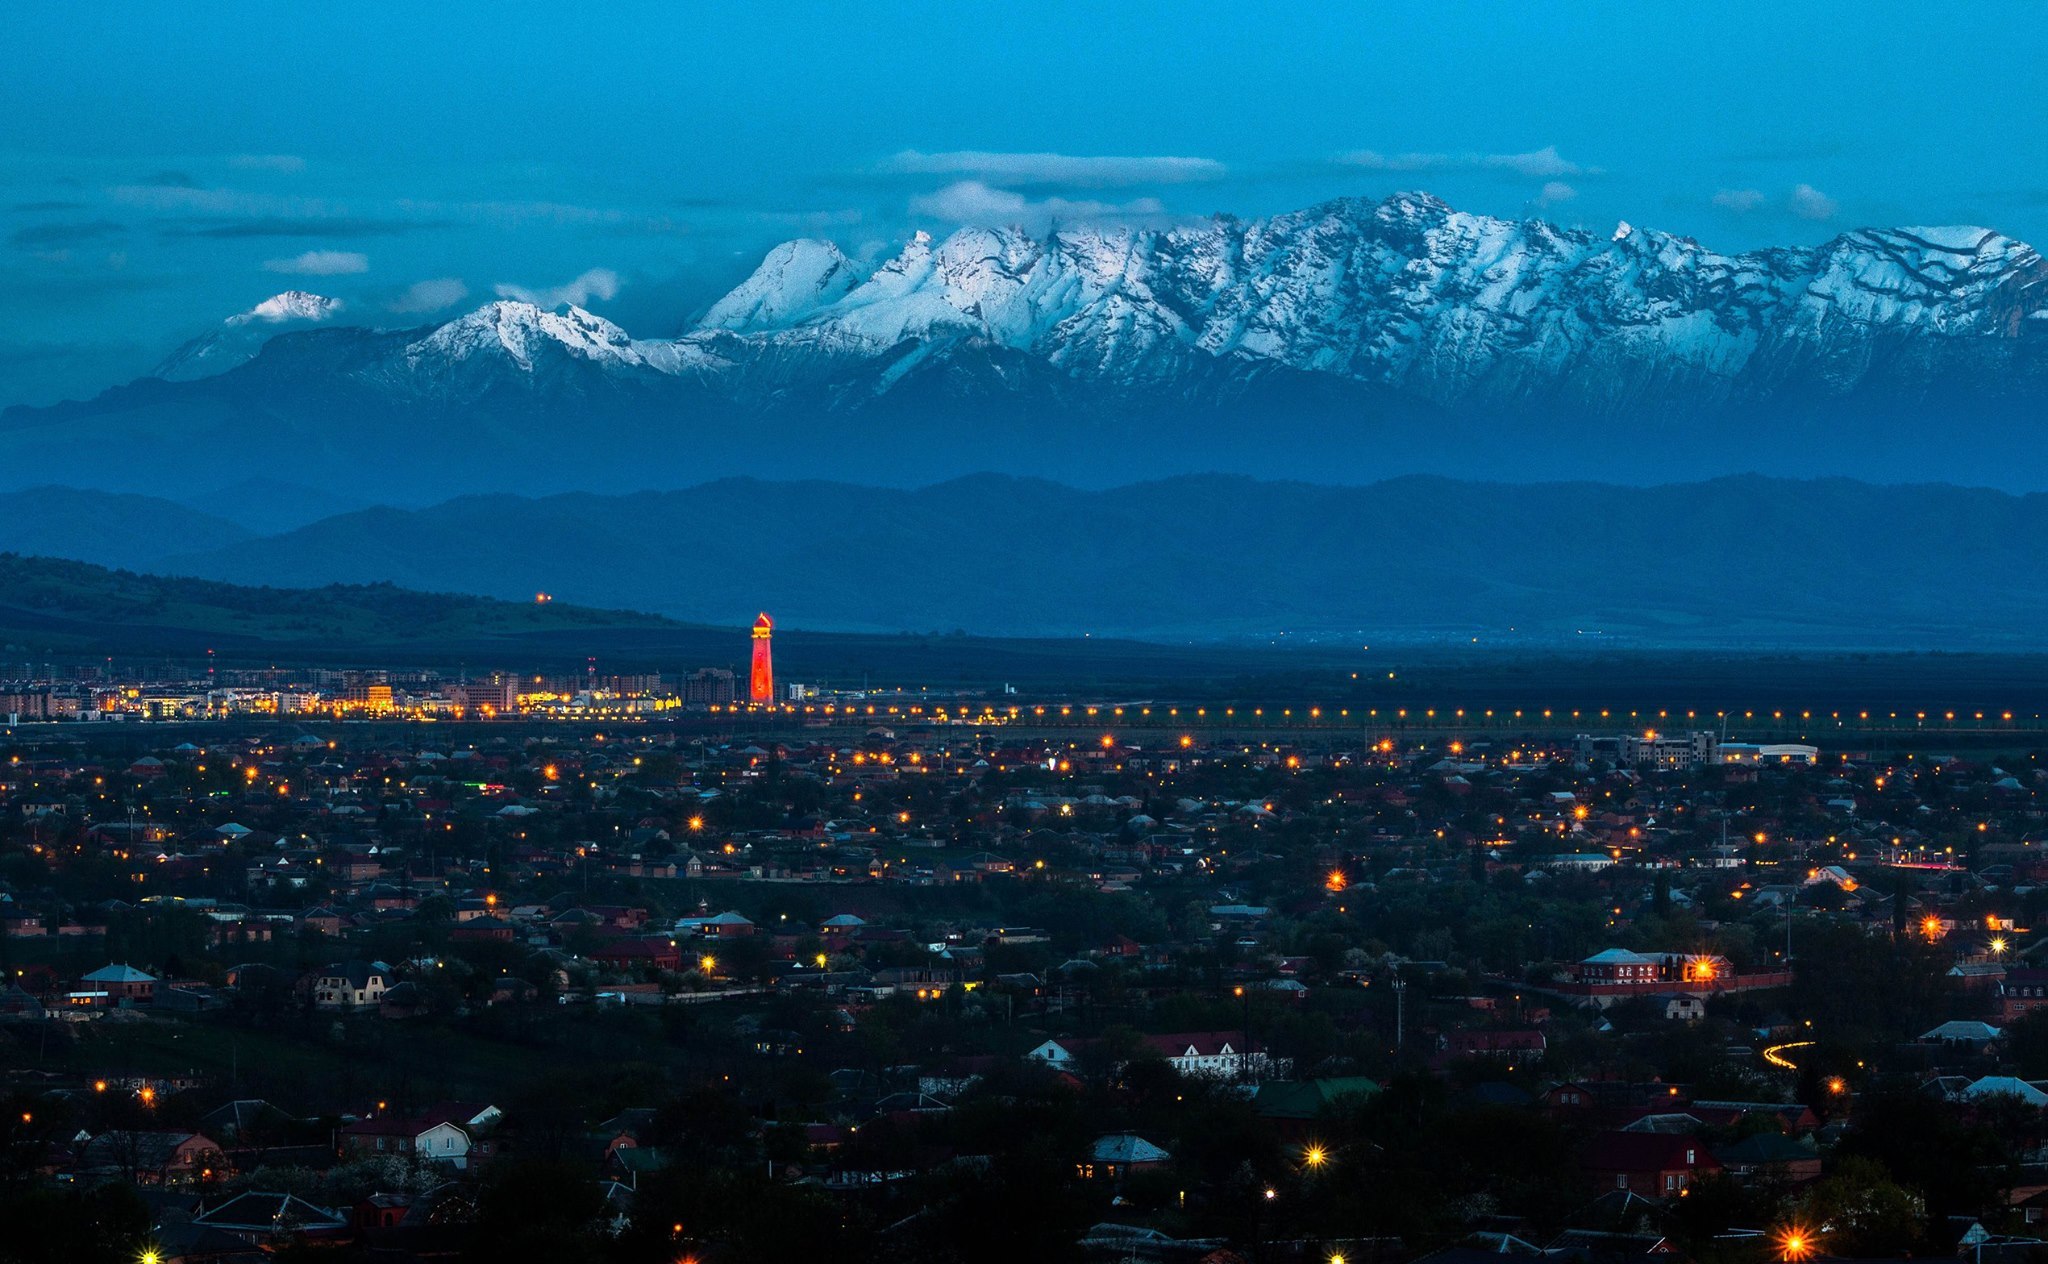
[312, 961, 390, 1011]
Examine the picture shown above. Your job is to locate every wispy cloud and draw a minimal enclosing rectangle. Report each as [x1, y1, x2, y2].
[162, 216, 449, 240]
[1339, 144, 1592, 179]
[264, 249, 369, 275]
[494, 267, 620, 308]
[228, 154, 307, 174]
[884, 150, 1226, 187]
[1790, 183, 1839, 221]
[390, 276, 470, 314]
[1535, 181, 1578, 208]
[908, 181, 1165, 229]
[111, 183, 334, 216]
[1712, 188, 1768, 213]
[9, 220, 125, 249]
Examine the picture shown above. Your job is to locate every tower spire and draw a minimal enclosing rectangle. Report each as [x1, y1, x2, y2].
[749, 613, 774, 703]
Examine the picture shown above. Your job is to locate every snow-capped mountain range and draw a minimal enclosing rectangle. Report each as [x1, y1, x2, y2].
[9, 193, 2048, 497]
[685, 195, 2047, 408]
[161, 192, 2047, 406]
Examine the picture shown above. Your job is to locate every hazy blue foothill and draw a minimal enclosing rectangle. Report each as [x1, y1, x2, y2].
[4, 475, 2048, 647]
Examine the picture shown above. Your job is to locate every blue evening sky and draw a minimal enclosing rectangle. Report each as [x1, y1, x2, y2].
[4, 1, 2045, 405]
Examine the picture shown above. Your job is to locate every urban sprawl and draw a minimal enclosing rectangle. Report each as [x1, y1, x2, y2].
[2, 645, 2047, 1264]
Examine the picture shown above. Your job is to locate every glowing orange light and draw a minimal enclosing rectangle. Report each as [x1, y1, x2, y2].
[1778, 1226, 1816, 1262]
[750, 613, 775, 703]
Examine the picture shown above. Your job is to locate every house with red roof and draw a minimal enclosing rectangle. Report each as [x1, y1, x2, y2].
[1582, 1130, 1721, 1196]
[591, 938, 682, 972]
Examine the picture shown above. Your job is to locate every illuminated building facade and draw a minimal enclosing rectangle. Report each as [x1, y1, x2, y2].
[749, 613, 774, 703]
[682, 667, 737, 707]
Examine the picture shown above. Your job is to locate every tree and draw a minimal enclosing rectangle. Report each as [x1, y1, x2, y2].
[2006, 1008, 2048, 1079]
[1794, 1156, 1926, 1257]
[462, 1158, 607, 1264]
[1835, 1087, 2011, 1225]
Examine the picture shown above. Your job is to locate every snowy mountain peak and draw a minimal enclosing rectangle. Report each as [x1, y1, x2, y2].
[1370, 190, 1454, 223]
[156, 291, 343, 381]
[230, 291, 344, 327]
[402, 300, 688, 377]
[700, 239, 859, 333]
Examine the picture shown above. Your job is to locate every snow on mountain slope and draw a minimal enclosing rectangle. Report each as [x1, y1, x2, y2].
[676, 193, 2048, 408]
[698, 239, 860, 333]
[407, 301, 643, 370]
[397, 300, 721, 384]
[140, 195, 2048, 418]
[155, 290, 343, 381]
[242, 291, 344, 324]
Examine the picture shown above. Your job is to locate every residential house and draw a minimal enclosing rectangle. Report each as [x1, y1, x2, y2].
[592, 938, 683, 972]
[1582, 1131, 1721, 1195]
[2001, 968, 2048, 1023]
[1080, 1133, 1171, 1182]
[1030, 1031, 1283, 1080]
[1439, 1028, 1546, 1064]
[80, 963, 156, 1004]
[1713, 1133, 1822, 1184]
[72, 1130, 226, 1185]
[191, 1192, 351, 1246]
[312, 961, 390, 1011]
[340, 1116, 477, 1170]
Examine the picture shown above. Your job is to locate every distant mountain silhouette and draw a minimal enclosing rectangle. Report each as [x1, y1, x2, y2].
[47, 472, 2035, 647]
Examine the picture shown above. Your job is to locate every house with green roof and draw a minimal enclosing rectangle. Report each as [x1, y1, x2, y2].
[1252, 1077, 1380, 1136]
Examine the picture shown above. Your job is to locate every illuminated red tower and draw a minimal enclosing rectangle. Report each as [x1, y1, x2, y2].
[749, 613, 774, 703]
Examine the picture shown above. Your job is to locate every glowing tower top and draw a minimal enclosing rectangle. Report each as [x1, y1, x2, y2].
[749, 613, 774, 703]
